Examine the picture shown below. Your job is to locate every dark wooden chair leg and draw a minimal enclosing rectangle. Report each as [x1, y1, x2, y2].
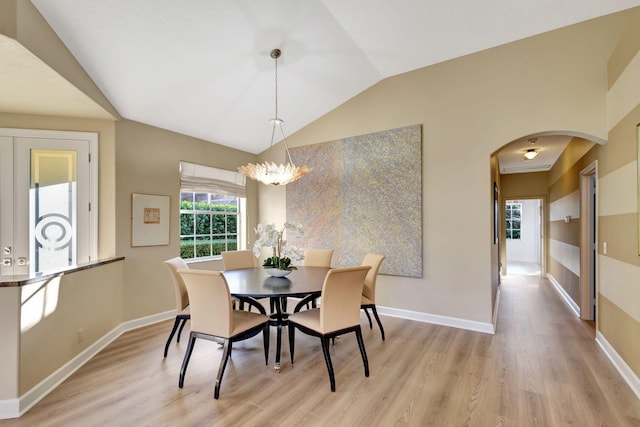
[263, 324, 270, 365]
[321, 336, 336, 392]
[370, 305, 385, 341]
[214, 340, 231, 399]
[179, 333, 197, 387]
[355, 327, 369, 377]
[363, 307, 373, 329]
[164, 317, 181, 357]
[176, 317, 188, 342]
[288, 324, 296, 364]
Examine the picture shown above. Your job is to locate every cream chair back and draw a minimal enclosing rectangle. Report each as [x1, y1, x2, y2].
[222, 250, 255, 270]
[319, 266, 371, 333]
[361, 253, 385, 302]
[177, 269, 234, 338]
[163, 257, 190, 311]
[303, 248, 334, 267]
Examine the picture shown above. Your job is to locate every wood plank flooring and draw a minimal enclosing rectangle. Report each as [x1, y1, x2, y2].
[2, 274, 639, 426]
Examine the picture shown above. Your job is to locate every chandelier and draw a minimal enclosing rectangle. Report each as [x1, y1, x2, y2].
[238, 49, 310, 186]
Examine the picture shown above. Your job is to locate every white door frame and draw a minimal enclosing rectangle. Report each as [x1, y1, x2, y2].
[0, 128, 98, 275]
[579, 161, 598, 321]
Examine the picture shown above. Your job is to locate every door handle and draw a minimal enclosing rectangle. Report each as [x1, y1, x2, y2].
[2, 258, 12, 266]
[17, 257, 28, 266]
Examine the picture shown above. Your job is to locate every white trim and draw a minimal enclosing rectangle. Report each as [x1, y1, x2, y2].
[0, 399, 19, 420]
[595, 331, 640, 401]
[546, 273, 580, 317]
[377, 306, 495, 335]
[89, 135, 99, 262]
[0, 128, 99, 267]
[0, 310, 175, 420]
[492, 286, 501, 333]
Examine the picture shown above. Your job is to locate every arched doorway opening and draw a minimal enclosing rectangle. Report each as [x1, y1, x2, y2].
[493, 131, 605, 321]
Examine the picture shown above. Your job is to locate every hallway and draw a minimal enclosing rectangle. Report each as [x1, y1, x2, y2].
[505, 260, 541, 276]
[2, 275, 639, 426]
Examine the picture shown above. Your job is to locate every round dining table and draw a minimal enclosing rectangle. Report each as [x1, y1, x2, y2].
[222, 266, 329, 372]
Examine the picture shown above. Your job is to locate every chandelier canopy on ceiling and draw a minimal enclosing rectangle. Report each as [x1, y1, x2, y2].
[238, 49, 310, 186]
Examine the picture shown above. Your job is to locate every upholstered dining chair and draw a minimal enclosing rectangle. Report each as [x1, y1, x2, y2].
[288, 265, 371, 392]
[296, 248, 334, 310]
[360, 253, 386, 340]
[162, 257, 191, 357]
[176, 269, 270, 399]
[221, 250, 268, 312]
[303, 248, 334, 267]
[221, 250, 255, 270]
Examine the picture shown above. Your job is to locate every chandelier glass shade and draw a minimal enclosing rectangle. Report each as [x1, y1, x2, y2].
[238, 49, 310, 186]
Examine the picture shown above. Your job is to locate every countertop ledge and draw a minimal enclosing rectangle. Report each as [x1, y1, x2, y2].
[0, 257, 125, 287]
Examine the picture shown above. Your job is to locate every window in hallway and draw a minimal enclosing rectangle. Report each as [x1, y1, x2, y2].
[505, 201, 522, 239]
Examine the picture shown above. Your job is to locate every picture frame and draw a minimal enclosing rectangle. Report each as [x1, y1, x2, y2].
[131, 193, 170, 247]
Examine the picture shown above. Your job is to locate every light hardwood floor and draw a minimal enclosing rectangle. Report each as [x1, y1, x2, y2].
[2, 274, 640, 426]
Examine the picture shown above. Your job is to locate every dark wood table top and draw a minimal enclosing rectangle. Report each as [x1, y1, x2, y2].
[222, 266, 329, 298]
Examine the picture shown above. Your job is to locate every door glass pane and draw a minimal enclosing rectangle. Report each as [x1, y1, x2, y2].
[30, 149, 77, 273]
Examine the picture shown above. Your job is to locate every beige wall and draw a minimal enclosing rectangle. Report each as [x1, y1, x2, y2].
[0, 287, 19, 400]
[547, 139, 597, 304]
[114, 119, 259, 321]
[8, 0, 119, 119]
[19, 262, 124, 393]
[264, 10, 639, 324]
[501, 172, 548, 199]
[598, 24, 640, 377]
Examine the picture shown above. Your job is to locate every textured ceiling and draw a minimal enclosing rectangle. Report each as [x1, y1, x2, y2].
[18, 0, 640, 155]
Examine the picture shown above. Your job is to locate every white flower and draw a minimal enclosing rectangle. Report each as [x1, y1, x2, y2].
[253, 222, 305, 265]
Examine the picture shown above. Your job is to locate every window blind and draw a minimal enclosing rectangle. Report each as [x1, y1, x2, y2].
[179, 161, 246, 197]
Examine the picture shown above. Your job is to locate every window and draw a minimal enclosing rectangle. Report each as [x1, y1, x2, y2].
[180, 192, 241, 259]
[505, 202, 522, 239]
[178, 161, 246, 260]
[1, 129, 98, 276]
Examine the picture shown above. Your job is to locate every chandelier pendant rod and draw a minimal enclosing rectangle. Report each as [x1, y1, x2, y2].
[237, 48, 310, 186]
[270, 48, 295, 166]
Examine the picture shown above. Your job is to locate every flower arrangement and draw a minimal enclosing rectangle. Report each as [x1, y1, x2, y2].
[253, 222, 305, 270]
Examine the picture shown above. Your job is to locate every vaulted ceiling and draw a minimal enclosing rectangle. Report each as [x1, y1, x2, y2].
[9, 1, 640, 158]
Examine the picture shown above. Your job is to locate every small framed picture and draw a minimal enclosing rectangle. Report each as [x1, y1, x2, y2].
[131, 193, 170, 246]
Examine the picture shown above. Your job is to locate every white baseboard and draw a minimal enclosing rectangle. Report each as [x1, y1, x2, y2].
[0, 310, 175, 420]
[595, 331, 640, 401]
[377, 306, 495, 335]
[546, 273, 580, 317]
[0, 399, 19, 419]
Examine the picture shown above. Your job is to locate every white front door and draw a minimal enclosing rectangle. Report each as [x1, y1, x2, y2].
[0, 129, 97, 276]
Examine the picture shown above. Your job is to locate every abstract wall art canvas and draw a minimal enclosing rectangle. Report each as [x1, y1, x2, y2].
[286, 124, 422, 277]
